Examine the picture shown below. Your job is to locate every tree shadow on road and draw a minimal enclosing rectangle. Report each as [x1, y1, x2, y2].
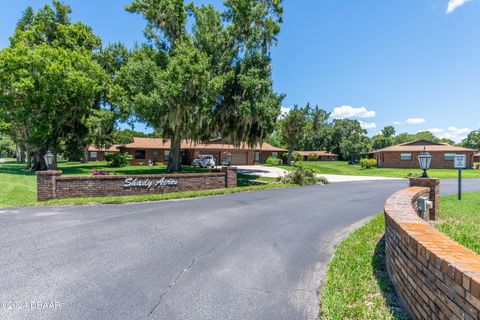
[372, 236, 411, 320]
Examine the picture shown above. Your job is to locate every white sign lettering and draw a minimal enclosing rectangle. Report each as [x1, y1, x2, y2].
[124, 177, 178, 189]
[454, 154, 466, 169]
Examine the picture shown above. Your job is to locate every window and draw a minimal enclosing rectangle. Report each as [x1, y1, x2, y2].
[90, 151, 97, 159]
[272, 152, 278, 159]
[400, 153, 412, 161]
[152, 150, 159, 157]
[135, 150, 146, 160]
[164, 150, 170, 161]
[445, 153, 456, 161]
[254, 151, 260, 162]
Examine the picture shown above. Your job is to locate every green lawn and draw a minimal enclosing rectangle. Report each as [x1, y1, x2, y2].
[321, 192, 480, 319]
[281, 161, 480, 179]
[435, 192, 480, 254]
[0, 160, 291, 208]
[321, 214, 410, 320]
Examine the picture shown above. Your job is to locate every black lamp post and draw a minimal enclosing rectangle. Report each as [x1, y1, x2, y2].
[44, 150, 54, 170]
[418, 147, 432, 178]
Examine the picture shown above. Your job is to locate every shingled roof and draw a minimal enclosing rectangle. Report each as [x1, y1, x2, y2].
[372, 140, 475, 153]
[87, 144, 122, 152]
[297, 151, 338, 157]
[117, 137, 286, 152]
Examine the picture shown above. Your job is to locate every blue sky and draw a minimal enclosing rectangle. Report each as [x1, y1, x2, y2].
[1, 0, 479, 141]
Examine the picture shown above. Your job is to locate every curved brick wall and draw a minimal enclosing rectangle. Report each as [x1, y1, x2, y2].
[384, 187, 480, 319]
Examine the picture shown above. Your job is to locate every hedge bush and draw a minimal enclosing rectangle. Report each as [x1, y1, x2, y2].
[360, 158, 377, 169]
[265, 156, 282, 166]
[307, 153, 319, 161]
[105, 152, 133, 167]
[279, 166, 329, 186]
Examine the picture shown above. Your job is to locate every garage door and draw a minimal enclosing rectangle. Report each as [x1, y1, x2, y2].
[230, 151, 248, 165]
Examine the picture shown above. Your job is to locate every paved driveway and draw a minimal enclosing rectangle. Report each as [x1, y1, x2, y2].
[237, 165, 403, 182]
[1, 179, 479, 320]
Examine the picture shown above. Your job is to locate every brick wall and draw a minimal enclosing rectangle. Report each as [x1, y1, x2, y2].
[384, 183, 480, 319]
[376, 151, 474, 169]
[37, 167, 237, 201]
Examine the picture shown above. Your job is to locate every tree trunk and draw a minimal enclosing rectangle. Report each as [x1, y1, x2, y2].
[83, 147, 89, 163]
[287, 145, 294, 165]
[25, 144, 31, 167]
[15, 143, 22, 162]
[167, 135, 182, 172]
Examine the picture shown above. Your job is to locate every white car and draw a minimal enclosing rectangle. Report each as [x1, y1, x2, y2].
[192, 155, 215, 168]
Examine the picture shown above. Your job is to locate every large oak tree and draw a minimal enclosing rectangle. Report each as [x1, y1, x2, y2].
[118, 0, 284, 172]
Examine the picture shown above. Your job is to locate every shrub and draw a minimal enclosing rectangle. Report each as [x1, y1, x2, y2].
[265, 156, 282, 166]
[360, 158, 377, 169]
[307, 153, 319, 161]
[279, 166, 329, 186]
[282, 151, 302, 164]
[105, 152, 133, 167]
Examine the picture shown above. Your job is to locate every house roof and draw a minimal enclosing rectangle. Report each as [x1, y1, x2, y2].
[372, 140, 476, 153]
[87, 144, 121, 152]
[297, 151, 338, 157]
[117, 137, 286, 152]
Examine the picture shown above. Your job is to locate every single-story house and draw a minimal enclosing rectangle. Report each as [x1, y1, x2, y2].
[372, 140, 476, 169]
[474, 152, 480, 163]
[87, 145, 120, 161]
[89, 137, 287, 165]
[297, 151, 338, 161]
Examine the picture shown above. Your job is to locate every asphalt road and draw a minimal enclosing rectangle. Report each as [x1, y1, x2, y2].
[1, 179, 480, 320]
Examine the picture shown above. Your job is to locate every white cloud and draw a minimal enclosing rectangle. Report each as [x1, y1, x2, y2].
[360, 121, 377, 129]
[406, 118, 426, 125]
[331, 105, 376, 119]
[280, 106, 290, 115]
[446, 0, 471, 13]
[393, 121, 403, 125]
[427, 126, 472, 142]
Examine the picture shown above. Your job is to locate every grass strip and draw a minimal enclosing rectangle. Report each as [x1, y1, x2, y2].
[321, 213, 410, 320]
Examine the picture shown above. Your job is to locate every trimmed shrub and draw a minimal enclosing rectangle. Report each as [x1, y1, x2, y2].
[105, 152, 133, 167]
[265, 156, 282, 166]
[360, 158, 377, 169]
[279, 166, 330, 186]
[307, 153, 319, 161]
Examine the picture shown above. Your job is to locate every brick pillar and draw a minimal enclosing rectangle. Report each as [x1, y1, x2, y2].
[409, 178, 440, 220]
[222, 166, 237, 188]
[36, 170, 62, 201]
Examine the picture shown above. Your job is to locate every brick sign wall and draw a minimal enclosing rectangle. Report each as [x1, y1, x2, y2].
[37, 167, 237, 201]
[384, 179, 480, 319]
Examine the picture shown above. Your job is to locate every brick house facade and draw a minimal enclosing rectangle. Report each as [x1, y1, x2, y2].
[89, 138, 286, 166]
[297, 151, 338, 161]
[87, 145, 120, 162]
[373, 140, 476, 169]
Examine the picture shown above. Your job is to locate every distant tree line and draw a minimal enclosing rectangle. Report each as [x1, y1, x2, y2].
[269, 103, 474, 161]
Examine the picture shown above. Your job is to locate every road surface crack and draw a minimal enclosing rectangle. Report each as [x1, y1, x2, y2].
[146, 246, 216, 318]
[154, 227, 187, 251]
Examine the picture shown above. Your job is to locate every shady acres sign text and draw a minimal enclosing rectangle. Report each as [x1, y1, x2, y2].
[123, 177, 178, 190]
